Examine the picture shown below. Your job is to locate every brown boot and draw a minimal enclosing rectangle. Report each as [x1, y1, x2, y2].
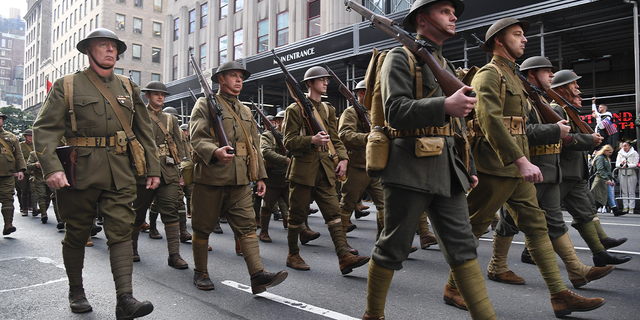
[300, 228, 320, 244]
[550, 290, 605, 317]
[259, 231, 272, 243]
[115, 292, 154, 320]
[131, 226, 141, 262]
[260, 213, 272, 243]
[180, 229, 192, 243]
[487, 270, 525, 285]
[193, 269, 215, 290]
[443, 284, 467, 310]
[282, 216, 288, 229]
[168, 253, 189, 269]
[85, 236, 93, 247]
[362, 312, 385, 320]
[286, 253, 310, 271]
[339, 253, 370, 275]
[250, 270, 288, 294]
[345, 242, 359, 255]
[570, 265, 615, 288]
[148, 228, 162, 239]
[2, 223, 16, 235]
[235, 240, 242, 256]
[420, 231, 438, 249]
[69, 286, 92, 313]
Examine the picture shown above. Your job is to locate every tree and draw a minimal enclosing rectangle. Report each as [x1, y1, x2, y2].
[0, 106, 36, 136]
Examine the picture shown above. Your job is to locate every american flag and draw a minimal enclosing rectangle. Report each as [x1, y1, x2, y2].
[603, 118, 618, 135]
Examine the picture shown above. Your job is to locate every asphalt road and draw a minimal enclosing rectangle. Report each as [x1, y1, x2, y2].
[1, 197, 639, 320]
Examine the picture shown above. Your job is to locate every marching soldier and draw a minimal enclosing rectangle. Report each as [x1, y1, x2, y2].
[0, 113, 26, 235]
[130, 82, 189, 269]
[33, 28, 159, 319]
[259, 110, 289, 242]
[283, 65, 370, 273]
[180, 123, 195, 220]
[189, 61, 288, 293]
[488, 56, 615, 289]
[465, 18, 604, 317]
[550, 70, 631, 266]
[363, 1, 495, 319]
[26, 151, 57, 224]
[18, 129, 36, 216]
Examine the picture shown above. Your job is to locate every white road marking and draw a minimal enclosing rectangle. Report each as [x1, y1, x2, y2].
[479, 238, 640, 256]
[222, 280, 359, 320]
[0, 278, 67, 294]
[0, 257, 68, 293]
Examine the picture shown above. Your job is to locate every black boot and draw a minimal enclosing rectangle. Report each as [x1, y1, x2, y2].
[601, 237, 628, 250]
[193, 269, 215, 290]
[115, 293, 153, 320]
[521, 247, 536, 265]
[250, 270, 288, 294]
[69, 286, 92, 313]
[612, 207, 627, 217]
[593, 250, 632, 267]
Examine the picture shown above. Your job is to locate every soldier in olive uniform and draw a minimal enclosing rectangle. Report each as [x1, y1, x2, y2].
[282, 66, 370, 274]
[33, 29, 159, 319]
[26, 151, 58, 224]
[363, 2, 495, 319]
[550, 70, 631, 266]
[17, 129, 36, 216]
[465, 18, 604, 317]
[258, 110, 289, 242]
[189, 61, 287, 294]
[488, 56, 615, 289]
[130, 82, 189, 269]
[0, 113, 26, 235]
[180, 123, 195, 220]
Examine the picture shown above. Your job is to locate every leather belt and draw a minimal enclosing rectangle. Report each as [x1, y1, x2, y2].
[67, 136, 116, 147]
[388, 123, 453, 139]
[472, 116, 526, 137]
[529, 142, 562, 156]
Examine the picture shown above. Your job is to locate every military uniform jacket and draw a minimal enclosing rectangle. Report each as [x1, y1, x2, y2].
[189, 92, 267, 186]
[0, 129, 26, 176]
[526, 97, 562, 184]
[136, 107, 185, 185]
[552, 102, 594, 181]
[472, 55, 529, 178]
[283, 97, 348, 187]
[379, 39, 476, 197]
[33, 68, 161, 191]
[338, 106, 368, 169]
[26, 151, 43, 179]
[20, 141, 33, 169]
[260, 130, 288, 188]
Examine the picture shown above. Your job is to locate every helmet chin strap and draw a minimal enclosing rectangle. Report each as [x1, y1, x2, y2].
[423, 14, 455, 37]
[495, 36, 519, 61]
[87, 50, 112, 70]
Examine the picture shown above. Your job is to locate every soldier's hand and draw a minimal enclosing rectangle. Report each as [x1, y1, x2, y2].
[444, 86, 477, 118]
[557, 120, 570, 139]
[146, 176, 160, 189]
[469, 175, 479, 189]
[35, 162, 41, 168]
[214, 146, 235, 164]
[15, 172, 24, 181]
[335, 159, 348, 177]
[311, 131, 330, 146]
[592, 133, 604, 147]
[46, 171, 70, 190]
[514, 156, 543, 184]
[179, 176, 185, 187]
[286, 158, 291, 166]
[255, 180, 266, 197]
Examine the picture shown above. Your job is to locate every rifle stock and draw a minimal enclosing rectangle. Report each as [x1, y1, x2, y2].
[323, 64, 371, 133]
[544, 89, 594, 134]
[249, 99, 286, 155]
[188, 47, 233, 153]
[345, 0, 473, 98]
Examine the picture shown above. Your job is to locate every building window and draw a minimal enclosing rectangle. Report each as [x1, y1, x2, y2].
[131, 70, 141, 84]
[173, 18, 179, 41]
[233, 29, 243, 60]
[188, 47, 194, 76]
[152, 47, 161, 63]
[220, 0, 228, 19]
[132, 44, 142, 60]
[276, 11, 289, 47]
[134, 0, 142, 8]
[200, 3, 208, 28]
[115, 67, 124, 74]
[307, 0, 320, 37]
[172, 55, 178, 80]
[153, 0, 162, 12]
[218, 35, 227, 64]
[235, 0, 243, 12]
[153, 22, 162, 37]
[117, 0, 125, 4]
[189, 10, 195, 34]
[257, 19, 268, 53]
[133, 18, 142, 34]
[151, 73, 160, 82]
[116, 14, 125, 31]
[199, 43, 206, 70]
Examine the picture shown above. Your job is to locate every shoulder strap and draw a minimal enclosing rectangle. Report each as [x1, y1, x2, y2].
[484, 63, 506, 107]
[148, 111, 180, 162]
[0, 136, 15, 163]
[402, 46, 423, 99]
[218, 97, 255, 149]
[64, 74, 78, 132]
[317, 102, 339, 160]
[25, 143, 33, 152]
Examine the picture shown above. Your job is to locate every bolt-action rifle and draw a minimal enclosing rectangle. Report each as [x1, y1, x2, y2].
[543, 89, 595, 134]
[323, 63, 371, 133]
[249, 98, 286, 155]
[188, 87, 199, 103]
[188, 47, 233, 154]
[344, 0, 474, 98]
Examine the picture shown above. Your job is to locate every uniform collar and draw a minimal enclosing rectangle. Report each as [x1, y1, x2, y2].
[86, 67, 115, 82]
[146, 105, 162, 115]
[492, 55, 517, 73]
[417, 35, 443, 58]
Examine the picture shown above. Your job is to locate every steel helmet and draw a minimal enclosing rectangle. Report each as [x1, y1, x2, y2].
[0, 113, 7, 120]
[162, 107, 179, 116]
[141, 81, 170, 94]
[519, 56, 554, 72]
[211, 61, 251, 83]
[402, 0, 465, 33]
[266, 115, 275, 121]
[483, 18, 530, 53]
[76, 28, 127, 56]
[551, 70, 582, 89]
[354, 80, 366, 90]
[275, 110, 286, 118]
[23, 129, 33, 136]
[303, 66, 331, 82]
[180, 124, 189, 131]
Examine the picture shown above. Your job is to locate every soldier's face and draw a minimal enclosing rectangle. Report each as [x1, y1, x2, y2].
[535, 68, 554, 90]
[310, 77, 329, 95]
[498, 25, 527, 58]
[182, 130, 189, 139]
[275, 118, 284, 130]
[0, 118, 4, 127]
[25, 135, 33, 144]
[146, 91, 166, 109]
[219, 71, 244, 96]
[425, 2, 457, 35]
[88, 39, 118, 68]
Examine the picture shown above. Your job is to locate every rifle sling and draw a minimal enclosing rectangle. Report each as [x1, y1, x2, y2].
[148, 111, 181, 164]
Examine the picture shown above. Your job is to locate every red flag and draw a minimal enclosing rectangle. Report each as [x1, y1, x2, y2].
[46, 80, 53, 93]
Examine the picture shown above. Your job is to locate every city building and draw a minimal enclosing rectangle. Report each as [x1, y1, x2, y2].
[0, 10, 25, 108]
[23, 0, 52, 113]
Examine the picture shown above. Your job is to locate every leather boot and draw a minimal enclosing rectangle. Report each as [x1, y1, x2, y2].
[345, 242, 359, 255]
[180, 229, 192, 243]
[339, 253, 370, 275]
[235, 239, 242, 256]
[362, 312, 385, 320]
[571, 265, 615, 289]
[165, 223, 188, 269]
[168, 253, 189, 269]
[347, 220, 357, 233]
[193, 269, 215, 290]
[250, 270, 288, 294]
[2, 223, 16, 235]
[355, 209, 370, 219]
[487, 235, 526, 285]
[550, 290, 605, 318]
[85, 236, 94, 247]
[612, 206, 627, 216]
[521, 247, 536, 265]
[286, 253, 310, 271]
[115, 292, 154, 320]
[131, 227, 140, 262]
[593, 250, 632, 267]
[443, 284, 467, 310]
[601, 237, 628, 250]
[259, 213, 272, 243]
[69, 286, 92, 313]
[300, 227, 320, 244]
[148, 228, 162, 239]
[419, 231, 438, 249]
[282, 216, 288, 229]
